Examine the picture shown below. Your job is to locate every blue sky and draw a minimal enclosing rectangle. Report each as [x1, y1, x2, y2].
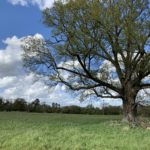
[0, 0, 122, 107]
[0, 0, 50, 48]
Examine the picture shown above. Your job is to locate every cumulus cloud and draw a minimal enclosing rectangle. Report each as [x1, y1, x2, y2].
[8, 0, 56, 10]
[0, 34, 124, 107]
[0, 35, 100, 106]
[0, 76, 17, 88]
[0, 36, 24, 77]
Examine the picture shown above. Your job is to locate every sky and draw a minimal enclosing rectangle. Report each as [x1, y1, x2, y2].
[0, 0, 122, 107]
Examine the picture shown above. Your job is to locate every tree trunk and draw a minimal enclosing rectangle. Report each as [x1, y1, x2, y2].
[122, 83, 138, 124]
[122, 100, 138, 123]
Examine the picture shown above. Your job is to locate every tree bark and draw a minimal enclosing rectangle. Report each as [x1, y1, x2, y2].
[122, 100, 138, 123]
[122, 83, 138, 124]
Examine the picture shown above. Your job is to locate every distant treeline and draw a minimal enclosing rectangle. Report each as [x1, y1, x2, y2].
[0, 97, 149, 116]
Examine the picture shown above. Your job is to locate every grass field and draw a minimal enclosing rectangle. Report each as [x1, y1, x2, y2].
[0, 112, 150, 150]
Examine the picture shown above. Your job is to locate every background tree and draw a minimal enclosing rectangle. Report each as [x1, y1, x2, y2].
[0, 97, 4, 111]
[30, 99, 41, 112]
[3, 100, 13, 111]
[23, 0, 150, 123]
[13, 98, 27, 111]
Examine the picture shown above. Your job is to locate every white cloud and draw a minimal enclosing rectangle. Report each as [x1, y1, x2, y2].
[0, 76, 17, 88]
[0, 35, 124, 107]
[8, 0, 28, 6]
[33, 33, 44, 39]
[0, 36, 24, 77]
[0, 35, 100, 106]
[8, 0, 56, 10]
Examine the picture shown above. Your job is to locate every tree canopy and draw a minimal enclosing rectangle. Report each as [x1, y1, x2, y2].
[23, 0, 150, 123]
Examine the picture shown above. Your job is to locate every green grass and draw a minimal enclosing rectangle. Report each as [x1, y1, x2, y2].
[0, 112, 150, 150]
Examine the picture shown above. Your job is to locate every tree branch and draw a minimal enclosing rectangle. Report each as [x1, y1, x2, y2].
[140, 83, 150, 89]
[93, 89, 122, 99]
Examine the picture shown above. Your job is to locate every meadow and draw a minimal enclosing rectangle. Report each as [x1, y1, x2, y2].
[0, 112, 150, 150]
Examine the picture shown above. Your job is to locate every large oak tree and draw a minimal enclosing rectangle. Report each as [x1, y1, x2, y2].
[23, 0, 150, 123]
